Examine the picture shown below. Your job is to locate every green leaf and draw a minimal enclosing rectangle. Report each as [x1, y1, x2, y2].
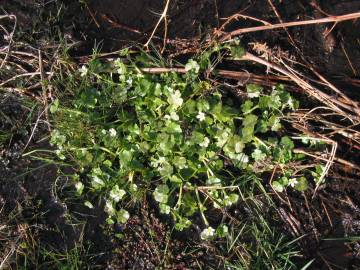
[269, 115, 282, 131]
[241, 100, 253, 114]
[170, 175, 182, 183]
[50, 99, 59, 113]
[175, 217, 191, 231]
[295, 177, 308, 191]
[246, 84, 262, 98]
[84, 201, 94, 209]
[216, 224, 229, 237]
[190, 131, 205, 145]
[241, 125, 255, 143]
[158, 162, 173, 177]
[272, 181, 284, 192]
[173, 156, 187, 170]
[252, 149, 266, 161]
[256, 119, 268, 133]
[165, 121, 182, 133]
[197, 99, 210, 112]
[119, 150, 133, 166]
[243, 114, 258, 128]
[258, 96, 271, 109]
[207, 175, 221, 185]
[185, 59, 200, 73]
[280, 136, 295, 150]
[228, 193, 239, 204]
[230, 45, 245, 59]
[159, 203, 171, 214]
[153, 185, 169, 204]
[116, 209, 130, 223]
[79, 88, 100, 108]
[109, 185, 126, 202]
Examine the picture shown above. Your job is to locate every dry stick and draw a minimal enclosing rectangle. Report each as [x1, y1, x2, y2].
[220, 11, 360, 41]
[144, 0, 170, 48]
[101, 14, 143, 35]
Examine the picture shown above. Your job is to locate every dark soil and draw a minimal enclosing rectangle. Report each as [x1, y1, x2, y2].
[1, 0, 360, 269]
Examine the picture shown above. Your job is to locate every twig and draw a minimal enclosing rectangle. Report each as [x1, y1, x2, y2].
[101, 14, 143, 35]
[341, 42, 358, 77]
[220, 11, 360, 41]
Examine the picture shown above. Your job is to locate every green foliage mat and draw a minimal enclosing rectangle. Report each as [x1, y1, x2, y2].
[49, 45, 324, 239]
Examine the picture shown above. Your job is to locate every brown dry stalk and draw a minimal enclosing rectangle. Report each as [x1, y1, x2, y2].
[220, 11, 360, 41]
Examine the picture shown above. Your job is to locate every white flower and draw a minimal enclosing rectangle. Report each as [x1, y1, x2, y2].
[197, 111, 206, 122]
[168, 90, 183, 108]
[200, 226, 215, 240]
[199, 137, 210, 148]
[288, 178, 298, 187]
[80, 65, 88, 77]
[101, 129, 107, 135]
[109, 128, 117, 137]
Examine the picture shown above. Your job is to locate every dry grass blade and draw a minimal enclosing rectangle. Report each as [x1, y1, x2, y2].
[144, 0, 170, 48]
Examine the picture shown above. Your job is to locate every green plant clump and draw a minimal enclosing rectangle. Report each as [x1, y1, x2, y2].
[49, 47, 321, 238]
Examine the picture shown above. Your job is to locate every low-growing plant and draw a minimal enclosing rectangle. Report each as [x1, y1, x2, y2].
[49, 44, 325, 238]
